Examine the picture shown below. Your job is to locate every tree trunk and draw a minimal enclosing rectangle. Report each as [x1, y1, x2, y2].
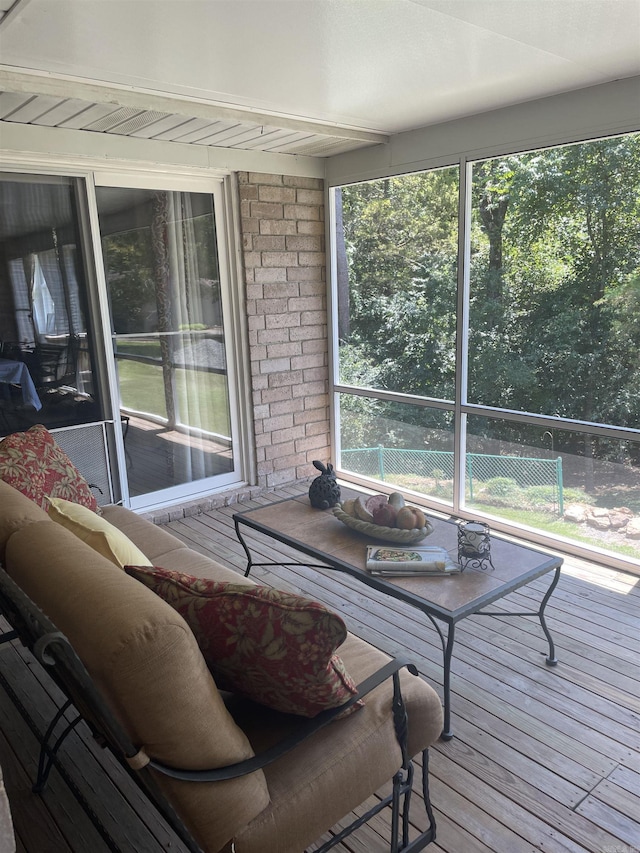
[151, 191, 176, 430]
[334, 188, 350, 343]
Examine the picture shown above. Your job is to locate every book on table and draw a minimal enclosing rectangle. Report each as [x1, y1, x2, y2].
[365, 545, 460, 576]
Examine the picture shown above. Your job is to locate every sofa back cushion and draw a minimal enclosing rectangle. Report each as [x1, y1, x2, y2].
[4, 521, 270, 850]
[0, 479, 49, 563]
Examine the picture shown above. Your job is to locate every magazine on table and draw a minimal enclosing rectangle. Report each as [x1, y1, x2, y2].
[365, 545, 460, 576]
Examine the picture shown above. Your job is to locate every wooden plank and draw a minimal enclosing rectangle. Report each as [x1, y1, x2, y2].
[607, 766, 640, 798]
[589, 778, 640, 823]
[0, 634, 187, 853]
[575, 795, 640, 849]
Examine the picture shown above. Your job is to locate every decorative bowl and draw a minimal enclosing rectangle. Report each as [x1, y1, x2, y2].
[332, 506, 434, 544]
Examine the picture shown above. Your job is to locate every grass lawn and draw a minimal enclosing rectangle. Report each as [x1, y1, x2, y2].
[117, 359, 231, 436]
[384, 472, 640, 560]
[469, 502, 640, 560]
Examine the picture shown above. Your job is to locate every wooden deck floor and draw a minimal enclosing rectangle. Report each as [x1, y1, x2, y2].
[0, 483, 639, 853]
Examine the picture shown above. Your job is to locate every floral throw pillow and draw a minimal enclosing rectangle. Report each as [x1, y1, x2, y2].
[125, 565, 362, 718]
[0, 424, 98, 513]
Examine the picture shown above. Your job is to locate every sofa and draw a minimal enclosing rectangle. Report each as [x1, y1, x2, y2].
[0, 434, 443, 853]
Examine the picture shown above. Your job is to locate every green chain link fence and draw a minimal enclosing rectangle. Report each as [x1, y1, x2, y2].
[341, 446, 564, 515]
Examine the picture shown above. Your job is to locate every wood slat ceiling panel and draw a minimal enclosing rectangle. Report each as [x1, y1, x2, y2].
[192, 123, 279, 147]
[58, 103, 123, 129]
[0, 93, 62, 122]
[105, 110, 171, 136]
[22, 97, 93, 127]
[127, 113, 195, 139]
[164, 118, 233, 144]
[0, 90, 373, 156]
[0, 90, 32, 118]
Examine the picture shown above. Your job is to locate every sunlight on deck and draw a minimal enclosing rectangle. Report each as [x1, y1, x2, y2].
[561, 559, 640, 594]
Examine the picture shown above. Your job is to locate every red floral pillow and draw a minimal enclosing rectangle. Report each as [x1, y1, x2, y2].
[125, 565, 362, 718]
[0, 424, 98, 513]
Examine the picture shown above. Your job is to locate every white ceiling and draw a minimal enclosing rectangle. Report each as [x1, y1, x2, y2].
[1, 0, 639, 157]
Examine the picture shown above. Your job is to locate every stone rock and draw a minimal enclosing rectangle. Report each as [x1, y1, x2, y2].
[587, 514, 610, 530]
[613, 506, 634, 517]
[608, 511, 629, 530]
[625, 517, 640, 539]
[589, 507, 609, 518]
[564, 504, 588, 524]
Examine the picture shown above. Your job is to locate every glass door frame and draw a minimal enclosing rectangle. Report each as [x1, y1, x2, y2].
[89, 170, 252, 511]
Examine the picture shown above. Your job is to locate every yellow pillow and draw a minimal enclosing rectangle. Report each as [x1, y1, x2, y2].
[47, 497, 152, 569]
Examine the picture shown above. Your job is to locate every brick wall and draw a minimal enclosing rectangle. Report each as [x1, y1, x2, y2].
[238, 171, 330, 489]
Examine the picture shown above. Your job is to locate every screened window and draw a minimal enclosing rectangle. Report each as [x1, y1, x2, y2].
[332, 133, 640, 569]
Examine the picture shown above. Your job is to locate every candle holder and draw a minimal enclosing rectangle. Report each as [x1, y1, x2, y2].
[457, 520, 494, 571]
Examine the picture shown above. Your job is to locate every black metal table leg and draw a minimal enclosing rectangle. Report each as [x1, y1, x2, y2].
[234, 517, 254, 577]
[540, 565, 561, 666]
[441, 623, 455, 740]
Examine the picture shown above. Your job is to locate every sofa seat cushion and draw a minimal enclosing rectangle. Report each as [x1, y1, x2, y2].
[47, 498, 152, 569]
[151, 547, 254, 586]
[126, 565, 361, 718]
[227, 632, 444, 853]
[99, 505, 244, 583]
[0, 424, 98, 512]
[0, 479, 49, 562]
[5, 521, 271, 851]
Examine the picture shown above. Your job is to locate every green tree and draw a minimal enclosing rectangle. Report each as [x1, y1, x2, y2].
[339, 167, 459, 411]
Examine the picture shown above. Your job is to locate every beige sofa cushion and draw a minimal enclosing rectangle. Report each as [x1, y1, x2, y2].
[229, 632, 444, 853]
[0, 479, 49, 563]
[5, 521, 270, 851]
[101, 504, 249, 583]
[101, 505, 190, 564]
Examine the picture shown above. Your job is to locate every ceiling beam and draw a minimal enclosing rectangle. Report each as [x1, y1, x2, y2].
[0, 66, 390, 145]
[0, 0, 34, 31]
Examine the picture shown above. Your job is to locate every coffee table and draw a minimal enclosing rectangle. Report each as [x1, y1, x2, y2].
[233, 491, 562, 739]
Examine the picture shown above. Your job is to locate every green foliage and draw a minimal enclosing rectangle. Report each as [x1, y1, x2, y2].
[521, 485, 556, 507]
[482, 477, 524, 503]
[339, 168, 459, 405]
[102, 230, 157, 334]
[339, 132, 640, 454]
[468, 134, 640, 426]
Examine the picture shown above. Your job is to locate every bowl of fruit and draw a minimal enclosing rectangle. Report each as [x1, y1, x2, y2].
[333, 493, 433, 543]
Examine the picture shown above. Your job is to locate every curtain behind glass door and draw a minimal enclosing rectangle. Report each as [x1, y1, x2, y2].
[96, 186, 234, 499]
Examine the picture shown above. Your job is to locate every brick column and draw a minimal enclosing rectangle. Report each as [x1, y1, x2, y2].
[238, 172, 330, 489]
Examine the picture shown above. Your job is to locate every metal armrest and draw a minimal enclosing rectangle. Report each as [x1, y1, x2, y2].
[0, 567, 420, 782]
[148, 657, 419, 782]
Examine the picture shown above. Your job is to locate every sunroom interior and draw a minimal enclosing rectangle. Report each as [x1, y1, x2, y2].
[1, 0, 639, 575]
[0, 2, 639, 852]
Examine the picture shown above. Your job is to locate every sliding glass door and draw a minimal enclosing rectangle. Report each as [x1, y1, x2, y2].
[95, 185, 238, 505]
[0, 173, 103, 436]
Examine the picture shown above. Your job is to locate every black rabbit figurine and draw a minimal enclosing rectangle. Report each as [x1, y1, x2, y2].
[308, 460, 341, 509]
